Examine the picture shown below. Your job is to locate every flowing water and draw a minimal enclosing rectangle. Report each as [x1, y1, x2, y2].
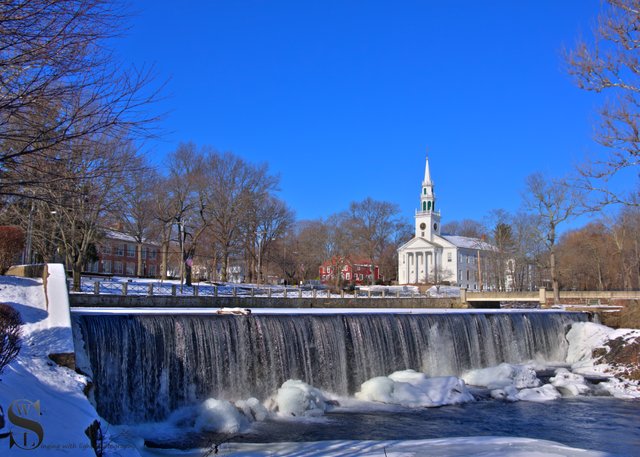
[146, 397, 640, 456]
[74, 311, 588, 424]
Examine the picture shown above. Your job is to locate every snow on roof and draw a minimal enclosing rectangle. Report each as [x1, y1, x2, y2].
[101, 228, 160, 246]
[442, 235, 495, 251]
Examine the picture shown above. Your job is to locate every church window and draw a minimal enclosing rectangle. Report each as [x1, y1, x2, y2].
[423, 188, 426, 195]
[422, 201, 427, 211]
[432, 201, 435, 211]
[427, 201, 431, 211]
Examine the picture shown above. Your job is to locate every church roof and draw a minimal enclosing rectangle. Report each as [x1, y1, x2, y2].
[397, 234, 495, 252]
[442, 235, 495, 251]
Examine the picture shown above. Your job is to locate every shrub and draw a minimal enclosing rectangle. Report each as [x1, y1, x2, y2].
[0, 226, 24, 273]
[0, 303, 22, 374]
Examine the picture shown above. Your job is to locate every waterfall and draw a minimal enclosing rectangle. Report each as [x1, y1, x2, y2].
[74, 312, 588, 424]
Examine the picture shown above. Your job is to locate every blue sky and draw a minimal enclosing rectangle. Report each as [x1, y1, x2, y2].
[115, 1, 612, 229]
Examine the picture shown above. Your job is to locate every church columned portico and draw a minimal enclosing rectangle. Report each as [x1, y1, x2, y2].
[403, 249, 437, 284]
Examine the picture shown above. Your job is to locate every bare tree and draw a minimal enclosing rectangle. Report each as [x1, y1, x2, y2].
[566, 0, 640, 207]
[205, 152, 278, 282]
[346, 198, 401, 285]
[35, 135, 140, 290]
[119, 160, 158, 277]
[0, 0, 162, 197]
[244, 196, 294, 284]
[441, 219, 486, 238]
[164, 143, 206, 286]
[523, 173, 583, 303]
[323, 213, 353, 289]
[292, 220, 331, 282]
[150, 176, 176, 280]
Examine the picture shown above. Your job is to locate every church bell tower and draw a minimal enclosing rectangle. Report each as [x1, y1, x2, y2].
[415, 154, 441, 240]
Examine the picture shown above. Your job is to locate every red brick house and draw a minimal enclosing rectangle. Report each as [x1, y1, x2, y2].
[319, 257, 381, 285]
[84, 229, 161, 278]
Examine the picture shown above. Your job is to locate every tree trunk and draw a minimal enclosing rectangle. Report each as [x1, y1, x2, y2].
[550, 248, 559, 304]
[72, 261, 82, 292]
[137, 243, 143, 277]
[161, 241, 169, 281]
[221, 246, 229, 282]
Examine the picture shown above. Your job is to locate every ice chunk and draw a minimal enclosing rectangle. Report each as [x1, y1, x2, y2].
[550, 369, 591, 397]
[356, 370, 474, 407]
[235, 397, 269, 421]
[274, 379, 328, 417]
[516, 384, 561, 402]
[194, 398, 249, 433]
[462, 363, 540, 390]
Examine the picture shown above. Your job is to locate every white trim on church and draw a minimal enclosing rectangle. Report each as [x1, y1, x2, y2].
[397, 154, 494, 289]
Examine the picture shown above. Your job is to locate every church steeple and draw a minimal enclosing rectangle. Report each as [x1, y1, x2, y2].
[420, 154, 435, 213]
[415, 152, 441, 240]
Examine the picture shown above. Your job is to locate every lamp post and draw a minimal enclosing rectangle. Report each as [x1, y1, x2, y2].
[23, 201, 35, 264]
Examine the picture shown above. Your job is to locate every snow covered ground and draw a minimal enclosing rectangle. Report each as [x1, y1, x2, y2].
[73, 276, 424, 298]
[0, 269, 105, 455]
[0, 268, 637, 456]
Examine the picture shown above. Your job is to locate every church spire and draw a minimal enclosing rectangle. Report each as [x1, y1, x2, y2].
[423, 151, 432, 186]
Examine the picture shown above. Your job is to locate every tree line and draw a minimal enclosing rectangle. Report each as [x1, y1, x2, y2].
[0, 0, 638, 293]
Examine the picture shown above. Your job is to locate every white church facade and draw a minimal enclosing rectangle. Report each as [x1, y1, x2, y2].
[397, 155, 493, 290]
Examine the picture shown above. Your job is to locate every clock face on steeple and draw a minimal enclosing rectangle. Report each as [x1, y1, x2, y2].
[419, 223, 426, 230]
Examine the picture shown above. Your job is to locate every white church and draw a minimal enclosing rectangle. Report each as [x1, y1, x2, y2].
[397, 155, 494, 289]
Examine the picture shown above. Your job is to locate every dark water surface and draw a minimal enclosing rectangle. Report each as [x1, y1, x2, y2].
[154, 398, 640, 456]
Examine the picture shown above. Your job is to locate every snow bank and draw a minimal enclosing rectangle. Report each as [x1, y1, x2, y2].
[565, 322, 614, 368]
[0, 271, 117, 455]
[200, 437, 610, 457]
[273, 380, 329, 417]
[426, 285, 460, 298]
[565, 322, 640, 398]
[355, 370, 474, 407]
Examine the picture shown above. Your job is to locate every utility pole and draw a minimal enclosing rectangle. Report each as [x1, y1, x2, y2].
[477, 249, 483, 291]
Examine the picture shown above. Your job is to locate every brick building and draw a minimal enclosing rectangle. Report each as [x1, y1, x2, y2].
[319, 257, 380, 285]
[84, 229, 161, 278]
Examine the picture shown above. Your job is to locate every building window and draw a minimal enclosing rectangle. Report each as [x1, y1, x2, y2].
[466, 270, 470, 281]
[102, 244, 111, 255]
[422, 201, 427, 211]
[423, 188, 426, 195]
[126, 244, 136, 257]
[427, 201, 431, 211]
[126, 263, 135, 275]
[115, 244, 124, 256]
[148, 265, 156, 276]
[149, 249, 157, 260]
[141, 247, 147, 259]
[447, 252, 452, 262]
[114, 261, 123, 274]
[102, 260, 111, 273]
[346, 272, 351, 280]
